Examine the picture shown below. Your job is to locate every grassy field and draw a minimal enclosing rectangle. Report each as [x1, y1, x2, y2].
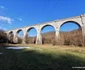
[0, 44, 85, 70]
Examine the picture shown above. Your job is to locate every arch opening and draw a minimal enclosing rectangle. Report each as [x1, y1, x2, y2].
[17, 29, 24, 44]
[26, 27, 37, 44]
[59, 21, 83, 46]
[41, 25, 56, 44]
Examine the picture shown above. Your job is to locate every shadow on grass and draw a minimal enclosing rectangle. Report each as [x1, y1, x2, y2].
[0, 47, 85, 70]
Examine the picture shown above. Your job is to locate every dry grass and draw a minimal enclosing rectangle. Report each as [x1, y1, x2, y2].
[28, 44, 85, 51]
[28, 44, 85, 59]
[11, 44, 85, 55]
[1, 44, 85, 70]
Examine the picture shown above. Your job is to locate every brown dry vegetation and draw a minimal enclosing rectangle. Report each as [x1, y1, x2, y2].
[0, 30, 8, 43]
[25, 28, 84, 46]
[8, 28, 84, 46]
[58, 28, 83, 46]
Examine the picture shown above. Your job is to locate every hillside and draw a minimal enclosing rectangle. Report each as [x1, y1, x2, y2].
[25, 28, 83, 46]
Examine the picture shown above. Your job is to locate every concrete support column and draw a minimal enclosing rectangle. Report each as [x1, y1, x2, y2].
[82, 25, 85, 46]
[22, 30, 27, 44]
[55, 27, 59, 42]
[13, 31, 18, 43]
[80, 14, 85, 46]
[36, 28, 42, 44]
[7, 33, 10, 41]
[6, 33, 10, 43]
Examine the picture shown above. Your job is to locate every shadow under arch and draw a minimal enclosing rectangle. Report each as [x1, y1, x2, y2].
[58, 21, 83, 46]
[26, 27, 37, 44]
[40, 24, 56, 44]
[17, 29, 24, 44]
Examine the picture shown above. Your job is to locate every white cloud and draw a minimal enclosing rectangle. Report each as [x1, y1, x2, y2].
[0, 5, 5, 9]
[0, 16, 13, 24]
[18, 18, 23, 21]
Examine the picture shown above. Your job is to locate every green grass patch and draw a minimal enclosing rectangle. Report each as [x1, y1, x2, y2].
[0, 45, 85, 70]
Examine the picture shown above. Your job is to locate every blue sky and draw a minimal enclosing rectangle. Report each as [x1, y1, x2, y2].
[0, 0, 85, 36]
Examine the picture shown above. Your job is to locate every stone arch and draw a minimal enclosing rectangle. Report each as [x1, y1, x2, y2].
[40, 24, 56, 44]
[58, 21, 83, 46]
[59, 21, 82, 29]
[16, 29, 24, 44]
[26, 27, 37, 44]
[9, 31, 13, 34]
[27, 27, 37, 32]
[40, 24, 56, 32]
[16, 29, 23, 33]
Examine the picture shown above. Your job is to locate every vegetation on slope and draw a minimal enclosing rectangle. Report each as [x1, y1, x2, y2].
[24, 28, 84, 46]
[7, 28, 85, 46]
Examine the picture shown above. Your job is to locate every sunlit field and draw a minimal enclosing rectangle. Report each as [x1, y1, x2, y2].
[0, 44, 85, 70]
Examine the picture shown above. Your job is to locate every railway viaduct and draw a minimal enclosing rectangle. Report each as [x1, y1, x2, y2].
[7, 14, 85, 44]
